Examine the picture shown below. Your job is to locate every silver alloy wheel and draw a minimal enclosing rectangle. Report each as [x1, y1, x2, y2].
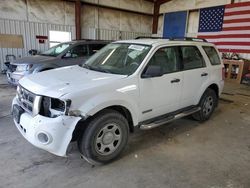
[203, 96, 214, 116]
[95, 123, 122, 156]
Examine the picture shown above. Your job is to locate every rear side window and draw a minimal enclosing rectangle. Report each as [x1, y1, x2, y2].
[203, 46, 221, 65]
[181, 46, 205, 70]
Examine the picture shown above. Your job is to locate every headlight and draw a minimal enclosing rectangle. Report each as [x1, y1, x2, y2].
[16, 85, 21, 100]
[40, 96, 71, 118]
[16, 65, 28, 72]
[16, 64, 33, 72]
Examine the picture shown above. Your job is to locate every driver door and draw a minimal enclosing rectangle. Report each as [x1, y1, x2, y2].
[139, 46, 183, 121]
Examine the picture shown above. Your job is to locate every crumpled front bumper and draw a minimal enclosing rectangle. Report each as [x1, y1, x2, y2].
[12, 97, 81, 157]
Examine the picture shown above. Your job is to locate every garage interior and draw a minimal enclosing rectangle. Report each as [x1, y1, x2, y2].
[0, 0, 250, 187]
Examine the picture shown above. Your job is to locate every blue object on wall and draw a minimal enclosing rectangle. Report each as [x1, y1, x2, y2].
[163, 11, 187, 38]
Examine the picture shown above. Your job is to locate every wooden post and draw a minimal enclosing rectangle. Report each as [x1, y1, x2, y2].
[75, 0, 81, 40]
[152, 0, 172, 34]
[152, 2, 160, 34]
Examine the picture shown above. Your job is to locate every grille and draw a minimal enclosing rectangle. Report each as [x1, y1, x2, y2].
[17, 86, 36, 114]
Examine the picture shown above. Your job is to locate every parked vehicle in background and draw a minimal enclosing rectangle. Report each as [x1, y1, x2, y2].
[6, 40, 109, 85]
[12, 37, 224, 164]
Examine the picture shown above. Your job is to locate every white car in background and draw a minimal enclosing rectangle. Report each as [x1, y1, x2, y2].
[12, 37, 224, 164]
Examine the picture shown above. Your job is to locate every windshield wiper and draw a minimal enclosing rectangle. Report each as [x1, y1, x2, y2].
[81, 63, 91, 70]
[82, 64, 111, 73]
[89, 66, 111, 73]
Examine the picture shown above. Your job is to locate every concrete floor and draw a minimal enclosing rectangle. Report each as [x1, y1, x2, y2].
[0, 73, 250, 188]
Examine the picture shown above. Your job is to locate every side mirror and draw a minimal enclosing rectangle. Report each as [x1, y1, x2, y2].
[141, 65, 163, 78]
[63, 52, 72, 58]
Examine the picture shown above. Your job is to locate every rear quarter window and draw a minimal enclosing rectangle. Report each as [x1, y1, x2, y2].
[203, 46, 221, 65]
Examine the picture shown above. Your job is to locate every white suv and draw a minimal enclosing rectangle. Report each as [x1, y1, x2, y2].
[12, 38, 224, 164]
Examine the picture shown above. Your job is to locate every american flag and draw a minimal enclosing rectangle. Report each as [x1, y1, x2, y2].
[197, 1, 250, 54]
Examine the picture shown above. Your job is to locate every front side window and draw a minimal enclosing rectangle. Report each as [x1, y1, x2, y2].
[89, 44, 106, 55]
[69, 45, 88, 57]
[203, 46, 221, 65]
[146, 46, 180, 74]
[41, 43, 71, 57]
[181, 46, 205, 70]
[82, 43, 151, 75]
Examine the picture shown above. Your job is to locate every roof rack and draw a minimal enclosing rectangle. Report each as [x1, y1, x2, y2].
[135, 36, 207, 42]
[135, 36, 164, 39]
[71, 39, 112, 41]
[169, 37, 207, 42]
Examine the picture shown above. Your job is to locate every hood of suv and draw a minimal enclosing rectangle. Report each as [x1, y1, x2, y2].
[12, 55, 56, 65]
[19, 65, 127, 98]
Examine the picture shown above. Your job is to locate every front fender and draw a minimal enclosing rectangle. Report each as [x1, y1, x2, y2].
[69, 91, 140, 126]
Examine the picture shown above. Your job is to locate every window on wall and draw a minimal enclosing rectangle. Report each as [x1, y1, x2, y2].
[49, 31, 71, 47]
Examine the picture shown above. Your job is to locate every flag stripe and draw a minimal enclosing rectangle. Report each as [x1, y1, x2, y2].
[213, 42, 250, 46]
[224, 10, 250, 16]
[205, 38, 250, 43]
[216, 45, 250, 50]
[225, 6, 250, 13]
[224, 14, 250, 20]
[225, 1, 250, 9]
[199, 30, 250, 35]
[219, 49, 250, 53]
[197, 34, 250, 38]
[222, 26, 250, 31]
[223, 22, 250, 27]
[224, 18, 250, 24]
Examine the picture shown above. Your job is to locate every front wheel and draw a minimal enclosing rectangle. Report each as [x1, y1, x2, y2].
[192, 88, 217, 122]
[77, 109, 129, 165]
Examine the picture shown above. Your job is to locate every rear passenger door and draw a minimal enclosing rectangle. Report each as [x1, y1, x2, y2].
[179, 45, 209, 108]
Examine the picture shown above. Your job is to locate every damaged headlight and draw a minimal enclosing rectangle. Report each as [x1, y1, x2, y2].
[16, 64, 33, 72]
[40, 96, 71, 118]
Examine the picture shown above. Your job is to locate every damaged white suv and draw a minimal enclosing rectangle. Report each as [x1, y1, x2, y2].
[12, 38, 224, 164]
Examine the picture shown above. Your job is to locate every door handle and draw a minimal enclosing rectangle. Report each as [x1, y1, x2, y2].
[201, 72, 208, 77]
[171, 78, 180, 83]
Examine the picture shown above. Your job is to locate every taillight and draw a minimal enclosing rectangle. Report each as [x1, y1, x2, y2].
[222, 67, 225, 80]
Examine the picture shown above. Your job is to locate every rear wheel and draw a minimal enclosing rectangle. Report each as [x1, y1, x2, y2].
[192, 88, 217, 122]
[77, 109, 129, 165]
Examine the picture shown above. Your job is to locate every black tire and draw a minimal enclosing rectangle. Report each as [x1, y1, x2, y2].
[192, 88, 218, 122]
[77, 109, 129, 165]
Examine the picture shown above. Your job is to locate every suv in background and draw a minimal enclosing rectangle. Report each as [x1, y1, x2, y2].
[6, 40, 109, 85]
[12, 37, 224, 164]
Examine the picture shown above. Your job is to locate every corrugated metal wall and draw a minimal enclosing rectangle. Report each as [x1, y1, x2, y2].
[82, 27, 151, 40]
[0, 18, 152, 71]
[0, 18, 76, 70]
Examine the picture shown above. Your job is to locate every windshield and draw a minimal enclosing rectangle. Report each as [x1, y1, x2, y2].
[41, 43, 71, 56]
[82, 43, 151, 75]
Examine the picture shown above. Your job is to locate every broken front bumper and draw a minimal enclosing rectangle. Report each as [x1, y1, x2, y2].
[12, 97, 81, 157]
